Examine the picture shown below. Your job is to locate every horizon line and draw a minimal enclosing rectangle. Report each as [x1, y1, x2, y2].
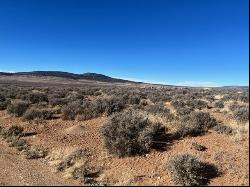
[0, 69, 249, 88]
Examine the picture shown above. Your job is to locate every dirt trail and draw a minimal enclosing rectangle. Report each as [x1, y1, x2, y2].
[0, 140, 80, 186]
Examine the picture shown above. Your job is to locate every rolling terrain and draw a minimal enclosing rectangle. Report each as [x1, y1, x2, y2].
[0, 72, 249, 186]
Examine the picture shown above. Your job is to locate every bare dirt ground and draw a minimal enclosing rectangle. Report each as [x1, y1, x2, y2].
[0, 140, 80, 186]
[0, 109, 248, 186]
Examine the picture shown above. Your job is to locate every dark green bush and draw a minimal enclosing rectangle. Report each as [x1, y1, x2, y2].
[0, 98, 11, 110]
[80, 96, 126, 120]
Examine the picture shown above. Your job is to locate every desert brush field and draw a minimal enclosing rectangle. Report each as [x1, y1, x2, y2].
[0, 75, 249, 186]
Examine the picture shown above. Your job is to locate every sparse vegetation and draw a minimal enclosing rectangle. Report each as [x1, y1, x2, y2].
[25, 147, 47, 159]
[9, 137, 30, 151]
[56, 149, 88, 171]
[72, 165, 100, 184]
[1, 125, 24, 139]
[0, 78, 248, 186]
[191, 142, 207, 152]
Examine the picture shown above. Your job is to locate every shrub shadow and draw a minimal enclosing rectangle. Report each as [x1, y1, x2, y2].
[152, 127, 179, 152]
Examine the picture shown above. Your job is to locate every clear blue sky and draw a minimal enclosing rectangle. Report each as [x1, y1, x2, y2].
[0, 0, 249, 86]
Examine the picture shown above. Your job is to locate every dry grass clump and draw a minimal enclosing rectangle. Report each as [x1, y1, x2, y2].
[1, 125, 24, 138]
[145, 104, 175, 121]
[191, 142, 207, 152]
[56, 149, 88, 171]
[24, 147, 48, 159]
[8, 136, 30, 151]
[72, 165, 101, 184]
[0, 125, 47, 159]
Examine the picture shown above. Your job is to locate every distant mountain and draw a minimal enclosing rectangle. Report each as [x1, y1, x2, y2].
[0, 71, 248, 88]
[220, 86, 249, 89]
[0, 71, 137, 83]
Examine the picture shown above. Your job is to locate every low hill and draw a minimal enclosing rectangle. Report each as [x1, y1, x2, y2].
[0, 71, 136, 83]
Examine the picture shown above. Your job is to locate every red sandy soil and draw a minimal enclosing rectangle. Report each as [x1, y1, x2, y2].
[0, 110, 249, 186]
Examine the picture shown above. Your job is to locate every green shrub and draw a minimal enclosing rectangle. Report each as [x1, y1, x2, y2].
[104, 96, 125, 116]
[214, 101, 224, 109]
[176, 107, 193, 116]
[62, 101, 83, 120]
[233, 106, 249, 123]
[212, 124, 233, 135]
[0, 98, 11, 110]
[101, 110, 161, 157]
[26, 92, 48, 104]
[168, 154, 218, 186]
[186, 99, 208, 110]
[7, 100, 30, 117]
[176, 112, 217, 137]
[128, 95, 140, 105]
[23, 107, 53, 120]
